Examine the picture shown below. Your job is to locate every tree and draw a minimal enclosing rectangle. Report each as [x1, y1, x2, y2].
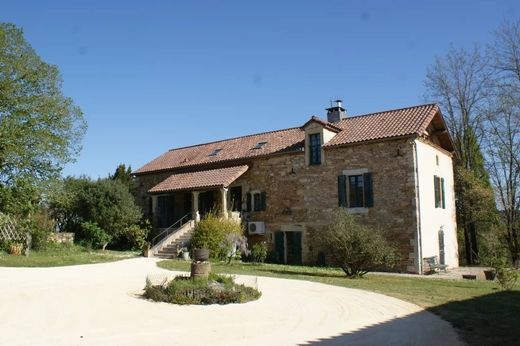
[0, 23, 86, 212]
[425, 46, 497, 264]
[322, 209, 398, 278]
[109, 164, 135, 193]
[49, 177, 147, 249]
[487, 20, 520, 264]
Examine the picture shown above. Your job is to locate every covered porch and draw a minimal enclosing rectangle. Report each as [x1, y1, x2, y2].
[148, 165, 248, 229]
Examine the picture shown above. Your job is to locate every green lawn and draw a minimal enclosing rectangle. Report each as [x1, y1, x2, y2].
[0, 245, 138, 267]
[158, 260, 519, 346]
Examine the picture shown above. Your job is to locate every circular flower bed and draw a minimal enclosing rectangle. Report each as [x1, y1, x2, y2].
[143, 273, 261, 305]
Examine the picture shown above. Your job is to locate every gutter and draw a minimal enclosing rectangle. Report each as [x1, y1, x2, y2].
[412, 138, 424, 275]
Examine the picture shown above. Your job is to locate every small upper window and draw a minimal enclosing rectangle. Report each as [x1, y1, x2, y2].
[252, 141, 268, 150]
[434, 175, 446, 209]
[209, 148, 223, 156]
[436, 155, 439, 166]
[309, 133, 321, 165]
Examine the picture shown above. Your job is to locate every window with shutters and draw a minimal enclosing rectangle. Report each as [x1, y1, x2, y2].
[338, 171, 373, 210]
[309, 133, 321, 165]
[434, 175, 446, 209]
[348, 175, 364, 207]
[247, 191, 266, 212]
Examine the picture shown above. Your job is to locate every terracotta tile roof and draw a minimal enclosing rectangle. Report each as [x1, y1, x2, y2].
[324, 104, 439, 147]
[134, 127, 304, 174]
[149, 165, 249, 193]
[134, 103, 443, 175]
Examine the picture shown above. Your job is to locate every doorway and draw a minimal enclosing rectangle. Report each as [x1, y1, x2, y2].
[230, 186, 242, 211]
[198, 190, 216, 217]
[274, 231, 302, 265]
[438, 228, 445, 265]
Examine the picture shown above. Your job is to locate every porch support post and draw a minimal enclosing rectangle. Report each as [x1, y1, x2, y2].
[221, 187, 228, 219]
[151, 195, 158, 225]
[192, 191, 200, 222]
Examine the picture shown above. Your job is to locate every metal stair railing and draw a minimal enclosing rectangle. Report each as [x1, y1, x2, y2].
[150, 213, 192, 248]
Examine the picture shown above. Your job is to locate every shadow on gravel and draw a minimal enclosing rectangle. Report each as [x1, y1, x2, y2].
[299, 291, 520, 346]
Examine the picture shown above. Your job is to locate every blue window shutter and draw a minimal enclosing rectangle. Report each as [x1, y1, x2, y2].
[338, 175, 347, 207]
[260, 192, 267, 211]
[441, 177, 446, 209]
[246, 192, 252, 212]
[434, 176, 440, 208]
[363, 172, 373, 208]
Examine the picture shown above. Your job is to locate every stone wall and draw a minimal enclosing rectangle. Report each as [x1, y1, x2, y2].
[135, 171, 172, 218]
[234, 137, 419, 272]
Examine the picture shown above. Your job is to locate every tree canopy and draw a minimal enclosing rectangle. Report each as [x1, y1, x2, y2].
[0, 23, 86, 189]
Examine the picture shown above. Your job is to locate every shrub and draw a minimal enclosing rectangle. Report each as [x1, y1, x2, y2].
[114, 223, 149, 250]
[0, 239, 11, 253]
[496, 266, 519, 291]
[80, 222, 112, 250]
[30, 226, 52, 251]
[49, 177, 143, 250]
[322, 209, 399, 278]
[191, 213, 244, 260]
[250, 242, 268, 263]
[143, 273, 261, 305]
[220, 233, 250, 263]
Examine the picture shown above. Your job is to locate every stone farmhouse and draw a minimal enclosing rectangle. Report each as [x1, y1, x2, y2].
[133, 101, 458, 274]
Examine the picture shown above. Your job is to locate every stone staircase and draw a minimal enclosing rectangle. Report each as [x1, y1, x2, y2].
[154, 225, 195, 259]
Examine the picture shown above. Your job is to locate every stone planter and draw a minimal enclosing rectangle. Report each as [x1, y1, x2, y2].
[193, 248, 210, 262]
[9, 243, 22, 256]
[191, 262, 211, 279]
[484, 270, 497, 281]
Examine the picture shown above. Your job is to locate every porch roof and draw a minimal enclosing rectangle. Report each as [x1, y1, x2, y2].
[148, 165, 249, 194]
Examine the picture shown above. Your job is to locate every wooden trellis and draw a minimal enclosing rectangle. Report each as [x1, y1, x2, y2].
[0, 213, 24, 242]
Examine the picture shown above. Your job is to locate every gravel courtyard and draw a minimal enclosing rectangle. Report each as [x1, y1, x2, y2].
[0, 258, 462, 345]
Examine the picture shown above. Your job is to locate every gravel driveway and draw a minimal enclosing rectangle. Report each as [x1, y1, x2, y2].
[0, 258, 462, 345]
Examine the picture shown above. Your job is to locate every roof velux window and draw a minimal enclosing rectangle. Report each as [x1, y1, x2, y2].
[209, 148, 223, 156]
[252, 141, 268, 150]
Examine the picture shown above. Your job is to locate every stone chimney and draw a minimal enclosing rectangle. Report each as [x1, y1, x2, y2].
[326, 99, 347, 123]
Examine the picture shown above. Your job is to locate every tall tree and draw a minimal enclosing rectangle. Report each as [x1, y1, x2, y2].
[109, 163, 135, 195]
[0, 23, 86, 213]
[487, 19, 520, 264]
[425, 46, 497, 264]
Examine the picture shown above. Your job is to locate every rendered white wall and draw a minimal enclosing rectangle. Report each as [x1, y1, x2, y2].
[415, 140, 459, 268]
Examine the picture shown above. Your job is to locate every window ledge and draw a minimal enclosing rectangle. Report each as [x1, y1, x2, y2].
[347, 207, 369, 214]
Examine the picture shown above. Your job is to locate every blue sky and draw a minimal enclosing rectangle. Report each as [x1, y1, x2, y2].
[2, 0, 519, 178]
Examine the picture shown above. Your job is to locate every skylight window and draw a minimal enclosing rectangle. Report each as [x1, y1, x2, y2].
[252, 141, 268, 150]
[209, 148, 223, 156]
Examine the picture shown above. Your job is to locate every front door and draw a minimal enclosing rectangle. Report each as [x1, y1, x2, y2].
[198, 190, 216, 217]
[438, 229, 445, 265]
[286, 232, 302, 265]
[274, 231, 302, 265]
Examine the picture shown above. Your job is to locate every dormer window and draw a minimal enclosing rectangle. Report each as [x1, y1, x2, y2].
[252, 141, 267, 150]
[209, 148, 223, 156]
[309, 133, 321, 165]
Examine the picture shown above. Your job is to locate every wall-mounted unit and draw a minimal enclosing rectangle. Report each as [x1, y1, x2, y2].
[248, 221, 266, 235]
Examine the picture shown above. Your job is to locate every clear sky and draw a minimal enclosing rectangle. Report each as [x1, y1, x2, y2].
[2, 0, 519, 178]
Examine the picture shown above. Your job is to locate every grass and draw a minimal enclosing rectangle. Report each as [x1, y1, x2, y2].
[0, 244, 138, 267]
[158, 260, 519, 346]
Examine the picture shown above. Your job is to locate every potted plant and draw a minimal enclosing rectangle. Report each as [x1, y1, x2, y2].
[180, 247, 190, 261]
[484, 268, 497, 281]
[193, 248, 210, 262]
[9, 242, 23, 256]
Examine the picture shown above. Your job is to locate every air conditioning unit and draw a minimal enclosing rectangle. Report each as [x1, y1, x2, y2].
[248, 221, 266, 235]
